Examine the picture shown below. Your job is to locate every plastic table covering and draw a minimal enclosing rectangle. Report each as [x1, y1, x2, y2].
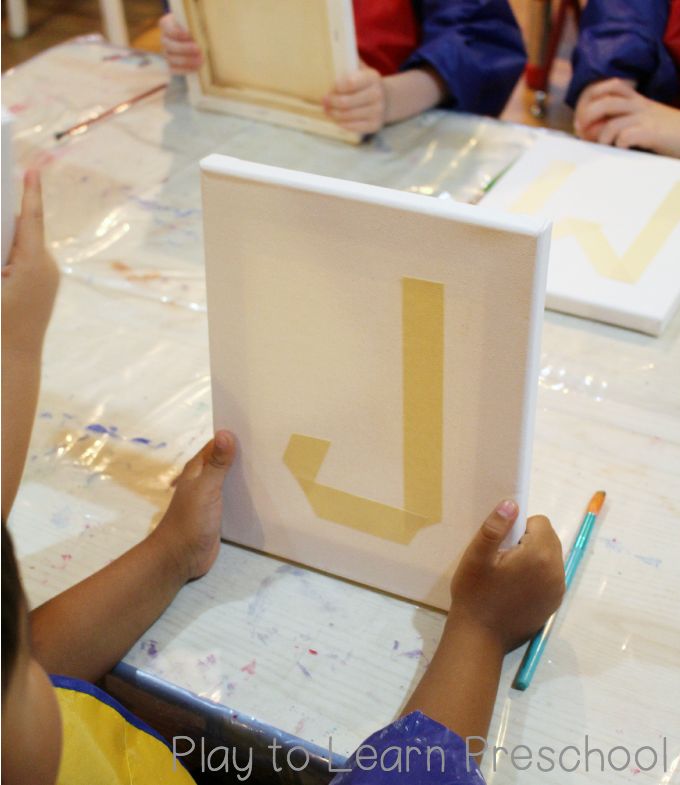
[3, 37, 679, 785]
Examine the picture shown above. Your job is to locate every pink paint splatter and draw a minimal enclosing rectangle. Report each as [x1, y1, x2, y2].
[240, 659, 256, 676]
[9, 103, 28, 114]
[308, 649, 318, 656]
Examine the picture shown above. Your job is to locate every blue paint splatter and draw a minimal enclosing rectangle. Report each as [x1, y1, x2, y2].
[297, 663, 311, 678]
[634, 555, 662, 568]
[601, 537, 624, 554]
[392, 640, 400, 651]
[86, 423, 111, 435]
[39, 411, 53, 419]
[401, 649, 425, 660]
[131, 437, 152, 445]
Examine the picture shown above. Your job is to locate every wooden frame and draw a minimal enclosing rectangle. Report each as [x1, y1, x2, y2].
[170, 0, 360, 143]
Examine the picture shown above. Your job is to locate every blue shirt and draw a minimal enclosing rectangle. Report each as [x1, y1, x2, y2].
[567, 0, 680, 106]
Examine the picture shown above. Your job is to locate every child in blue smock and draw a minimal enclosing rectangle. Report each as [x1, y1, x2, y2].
[567, 0, 680, 158]
[2, 173, 565, 784]
[160, 0, 526, 133]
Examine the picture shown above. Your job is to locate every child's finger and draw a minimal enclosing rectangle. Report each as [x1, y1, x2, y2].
[325, 88, 379, 112]
[168, 55, 204, 74]
[578, 95, 633, 130]
[13, 169, 44, 259]
[517, 515, 562, 559]
[159, 13, 193, 40]
[584, 77, 636, 102]
[333, 69, 374, 95]
[162, 38, 202, 57]
[201, 430, 236, 480]
[466, 500, 518, 564]
[615, 124, 650, 150]
[598, 113, 636, 146]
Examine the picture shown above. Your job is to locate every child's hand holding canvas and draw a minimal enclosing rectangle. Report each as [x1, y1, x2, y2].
[160, 12, 203, 74]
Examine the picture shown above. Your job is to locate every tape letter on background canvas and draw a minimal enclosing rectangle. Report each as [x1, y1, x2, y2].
[511, 164, 680, 283]
[283, 277, 444, 544]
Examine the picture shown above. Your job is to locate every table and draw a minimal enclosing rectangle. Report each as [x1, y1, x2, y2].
[4, 37, 679, 785]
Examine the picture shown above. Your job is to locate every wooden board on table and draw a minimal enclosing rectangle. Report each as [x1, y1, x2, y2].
[201, 155, 550, 610]
[170, 0, 360, 143]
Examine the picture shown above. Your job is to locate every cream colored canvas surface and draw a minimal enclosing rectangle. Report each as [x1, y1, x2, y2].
[201, 155, 550, 609]
[195, 0, 335, 101]
[173, 0, 359, 142]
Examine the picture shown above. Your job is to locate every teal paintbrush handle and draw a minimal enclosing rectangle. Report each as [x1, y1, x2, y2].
[513, 510, 598, 691]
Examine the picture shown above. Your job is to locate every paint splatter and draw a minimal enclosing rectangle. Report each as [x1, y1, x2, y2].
[634, 555, 662, 568]
[392, 640, 400, 651]
[131, 437, 152, 445]
[86, 423, 114, 436]
[602, 537, 624, 553]
[146, 640, 159, 657]
[297, 663, 311, 678]
[401, 649, 425, 660]
[308, 649, 318, 656]
[240, 660, 256, 676]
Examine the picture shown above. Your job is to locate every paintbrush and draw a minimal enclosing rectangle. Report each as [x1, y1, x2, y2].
[54, 82, 168, 141]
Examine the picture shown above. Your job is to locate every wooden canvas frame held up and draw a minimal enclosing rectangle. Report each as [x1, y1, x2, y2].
[169, 0, 360, 143]
[201, 154, 550, 610]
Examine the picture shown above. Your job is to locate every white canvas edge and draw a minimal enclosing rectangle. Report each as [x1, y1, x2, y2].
[169, 0, 361, 143]
[200, 154, 550, 238]
[545, 290, 670, 337]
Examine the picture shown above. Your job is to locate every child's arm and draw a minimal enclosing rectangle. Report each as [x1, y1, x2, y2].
[1, 171, 60, 519]
[565, 0, 674, 110]
[402, 500, 565, 756]
[574, 77, 680, 158]
[29, 431, 235, 682]
[160, 12, 203, 74]
[324, 65, 446, 136]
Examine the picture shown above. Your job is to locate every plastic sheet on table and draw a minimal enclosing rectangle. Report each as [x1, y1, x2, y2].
[2, 36, 537, 312]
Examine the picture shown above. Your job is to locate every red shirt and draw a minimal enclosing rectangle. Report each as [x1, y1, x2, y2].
[664, 0, 680, 71]
[353, 0, 420, 75]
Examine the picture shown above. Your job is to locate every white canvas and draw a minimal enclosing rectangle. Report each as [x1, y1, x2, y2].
[202, 155, 550, 609]
[481, 135, 680, 336]
[169, 0, 359, 143]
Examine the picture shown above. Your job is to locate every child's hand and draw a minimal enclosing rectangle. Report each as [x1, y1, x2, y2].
[324, 65, 387, 135]
[2, 169, 60, 359]
[152, 430, 236, 582]
[448, 500, 565, 652]
[574, 78, 635, 141]
[160, 12, 203, 75]
[575, 78, 680, 158]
